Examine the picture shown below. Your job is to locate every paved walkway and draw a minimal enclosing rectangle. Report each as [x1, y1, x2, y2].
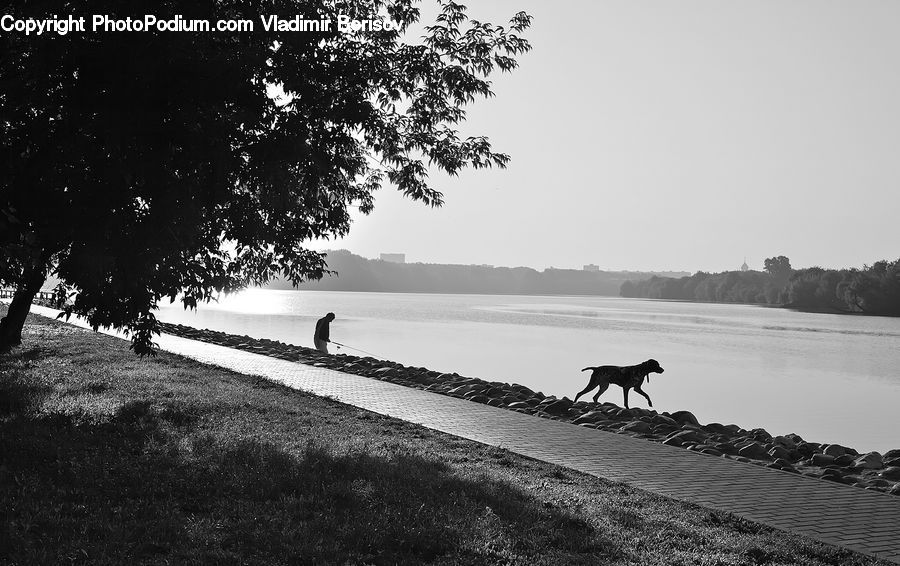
[24, 305, 900, 563]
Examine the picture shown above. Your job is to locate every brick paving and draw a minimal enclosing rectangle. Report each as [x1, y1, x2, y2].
[23, 305, 900, 563]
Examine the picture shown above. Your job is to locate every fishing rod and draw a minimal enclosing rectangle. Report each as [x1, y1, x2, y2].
[330, 341, 386, 360]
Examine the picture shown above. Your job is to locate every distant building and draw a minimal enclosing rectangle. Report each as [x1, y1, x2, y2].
[583, 264, 600, 272]
[380, 253, 406, 264]
[741, 258, 749, 272]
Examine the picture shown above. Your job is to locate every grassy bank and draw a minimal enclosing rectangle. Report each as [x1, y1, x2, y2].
[0, 307, 887, 565]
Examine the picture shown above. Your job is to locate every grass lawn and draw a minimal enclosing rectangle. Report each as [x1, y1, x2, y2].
[0, 306, 888, 565]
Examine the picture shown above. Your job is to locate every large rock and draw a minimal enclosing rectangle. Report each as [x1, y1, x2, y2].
[573, 411, 608, 425]
[772, 435, 797, 449]
[621, 421, 652, 434]
[613, 408, 641, 419]
[794, 442, 816, 459]
[822, 444, 847, 457]
[883, 448, 900, 460]
[853, 452, 884, 470]
[483, 386, 504, 398]
[651, 423, 678, 436]
[669, 411, 700, 426]
[821, 468, 846, 483]
[810, 453, 835, 467]
[540, 399, 573, 416]
[446, 384, 478, 396]
[665, 429, 706, 444]
[651, 414, 677, 426]
[628, 408, 655, 419]
[767, 445, 792, 460]
[749, 428, 773, 442]
[879, 467, 900, 481]
[771, 458, 797, 473]
[662, 437, 687, 447]
[703, 422, 730, 434]
[738, 442, 771, 460]
[463, 387, 489, 399]
[834, 454, 855, 467]
[714, 442, 738, 455]
[508, 384, 536, 396]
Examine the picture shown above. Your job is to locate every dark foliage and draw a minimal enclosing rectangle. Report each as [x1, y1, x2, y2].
[620, 256, 900, 316]
[0, 0, 532, 353]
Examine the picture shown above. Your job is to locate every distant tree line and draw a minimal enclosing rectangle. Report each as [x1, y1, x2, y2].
[268, 250, 689, 296]
[620, 256, 900, 316]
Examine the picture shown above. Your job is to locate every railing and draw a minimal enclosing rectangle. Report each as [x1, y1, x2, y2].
[0, 288, 56, 301]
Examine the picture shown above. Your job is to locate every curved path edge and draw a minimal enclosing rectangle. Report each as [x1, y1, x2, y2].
[20, 304, 900, 564]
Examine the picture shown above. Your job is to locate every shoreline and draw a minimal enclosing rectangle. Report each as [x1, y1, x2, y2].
[158, 320, 900, 497]
[628, 296, 898, 318]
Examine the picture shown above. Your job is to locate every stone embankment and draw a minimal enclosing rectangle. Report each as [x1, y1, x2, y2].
[159, 322, 900, 497]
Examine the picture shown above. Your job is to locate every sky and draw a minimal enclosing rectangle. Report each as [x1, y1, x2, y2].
[310, 0, 900, 273]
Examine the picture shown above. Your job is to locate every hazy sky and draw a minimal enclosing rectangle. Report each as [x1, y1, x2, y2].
[311, 0, 900, 273]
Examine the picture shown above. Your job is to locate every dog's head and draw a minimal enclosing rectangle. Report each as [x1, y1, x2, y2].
[644, 359, 664, 374]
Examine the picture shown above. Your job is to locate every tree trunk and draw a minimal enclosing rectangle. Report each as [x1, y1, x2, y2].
[0, 257, 49, 350]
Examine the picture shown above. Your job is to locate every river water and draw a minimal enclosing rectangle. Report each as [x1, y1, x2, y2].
[156, 290, 900, 453]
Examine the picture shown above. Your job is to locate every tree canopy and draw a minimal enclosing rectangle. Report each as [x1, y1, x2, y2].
[620, 256, 900, 316]
[0, 0, 532, 353]
[763, 255, 792, 281]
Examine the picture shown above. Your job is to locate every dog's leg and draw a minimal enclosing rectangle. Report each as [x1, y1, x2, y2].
[591, 382, 609, 403]
[574, 382, 596, 403]
[623, 387, 631, 409]
[633, 385, 652, 407]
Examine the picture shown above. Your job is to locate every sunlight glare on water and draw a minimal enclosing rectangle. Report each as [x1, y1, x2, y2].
[208, 288, 293, 315]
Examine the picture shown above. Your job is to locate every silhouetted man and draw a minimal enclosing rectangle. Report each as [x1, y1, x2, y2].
[314, 312, 335, 354]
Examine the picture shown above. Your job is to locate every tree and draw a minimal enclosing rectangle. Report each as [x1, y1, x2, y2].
[844, 259, 900, 315]
[0, 0, 532, 353]
[763, 255, 793, 282]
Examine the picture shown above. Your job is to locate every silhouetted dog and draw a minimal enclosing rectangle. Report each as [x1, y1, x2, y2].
[574, 359, 664, 408]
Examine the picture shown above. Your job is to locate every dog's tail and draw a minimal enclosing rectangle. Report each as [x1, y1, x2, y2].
[581, 366, 599, 372]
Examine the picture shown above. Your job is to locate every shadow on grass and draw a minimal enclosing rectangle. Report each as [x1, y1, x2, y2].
[0, 377, 51, 417]
[0, 348, 53, 417]
[0, 382, 613, 565]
